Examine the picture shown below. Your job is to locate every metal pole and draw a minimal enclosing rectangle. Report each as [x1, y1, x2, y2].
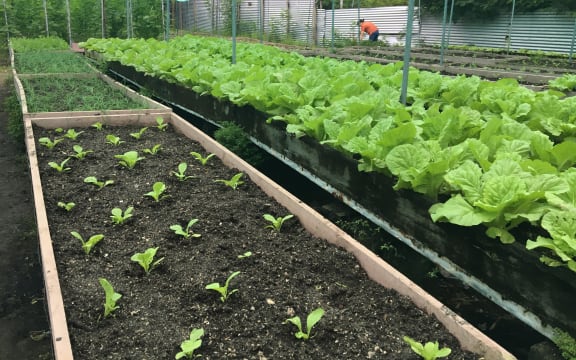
[507, 0, 516, 54]
[165, 0, 170, 41]
[446, 0, 454, 46]
[65, 0, 72, 45]
[2, 0, 9, 41]
[570, 17, 575, 62]
[232, 0, 237, 64]
[259, 0, 264, 43]
[331, 0, 335, 53]
[101, 0, 106, 38]
[43, 0, 49, 36]
[400, 0, 415, 105]
[439, 0, 448, 66]
[357, 0, 360, 44]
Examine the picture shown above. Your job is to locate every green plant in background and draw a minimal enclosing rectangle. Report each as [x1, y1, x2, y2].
[115, 151, 145, 169]
[131, 247, 164, 275]
[48, 158, 72, 173]
[214, 172, 244, 190]
[549, 74, 576, 92]
[91, 122, 104, 131]
[205, 271, 241, 302]
[39, 137, 63, 149]
[84, 176, 114, 189]
[110, 206, 134, 225]
[143, 144, 162, 155]
[403, 336, 452, 360]
[553, 328, 576, 360]
[4, 91, 24, 145]
[63, 128, 84, 140]
[144, 181, 169, 202]
[170, 219, 201, 239]
[99, 278, 122, 318]
[71, 145, 93, 160]
[285, 308, 325, 340]
[213, 122, 267, 167]
[57, 201, 76, 211]
[130, 127, 148, 140]
[263, 214, 294, 232]
[70, 231, 104, 255]
[156, 117, 168, 131]
[171, 162, 195, 181]
[190, 151, 215, 166]
[175, 328, 204, 359]
[106, 134, 125, 146]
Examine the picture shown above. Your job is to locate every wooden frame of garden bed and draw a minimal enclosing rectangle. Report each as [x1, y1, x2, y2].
[11, 62, 515, 359]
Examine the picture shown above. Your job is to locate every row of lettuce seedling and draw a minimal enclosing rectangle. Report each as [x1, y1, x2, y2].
[80, 35, 576, 273]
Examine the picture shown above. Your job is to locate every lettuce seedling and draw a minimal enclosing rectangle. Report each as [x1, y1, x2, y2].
[70, 231, 104, 255]
[285, 308, 325, 340]
[111, 206, 134, 225]
[190, 151, 215, 166]
[106, 134, 125, 146]
[171, 162, 195, 181]
[115, 151, 145, 169]
[48, 158, 72, 173]
[214, 172, 244, 190]
[263, 214, 294, 232]
[63, 128, 84, 140]
[205, 271, 241, 302]
[84, 176, 114, 189]
[57, 201, 75, 211]
[170, 219, 201, 239]
[238, 251, 253, 259]
[402, 336, 452, 360]
[99, 278, 121, 318]
[144, 181, 169, 202]
[71, 145, 93, 160]
[143, 144, 162, 155]
[175, 328, 204, 359]
[131, 247, 164, 275]
[156, 117, 168, 131]
[91, 121, 104, 131]
[130, 127, 148, 140]
[39, 137, 63, 149]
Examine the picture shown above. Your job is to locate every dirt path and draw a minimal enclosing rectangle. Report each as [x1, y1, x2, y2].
[0, 70, 52, 359]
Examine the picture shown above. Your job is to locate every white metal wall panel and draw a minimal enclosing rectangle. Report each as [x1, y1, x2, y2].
[420, 10, 575, 54]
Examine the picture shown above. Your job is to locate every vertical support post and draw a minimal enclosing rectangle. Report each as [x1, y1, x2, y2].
[506, 0, 516, 54]
[165, 0, 170, 41]
[43, 0, 49, 36]
[357, 0, 360, 44]
[446, 0, 454, 47]
[259, 0, 264, 43]
[232, 0, 237, 64]
[65, 0, 72, 45]
[400, 0, 415, 106]
[331, 0, 335, 53]
[101, 0, 106, 38]
[2, 0, 9, 41]
[439, 0, 448, 66]
[570, 17, 575, 62]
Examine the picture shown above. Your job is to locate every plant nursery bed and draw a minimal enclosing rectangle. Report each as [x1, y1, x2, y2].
[104, 61, 576, 342]
[27, 113, 514, 359]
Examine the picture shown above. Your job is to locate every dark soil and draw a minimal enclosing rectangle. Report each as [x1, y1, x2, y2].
[33, 123, 480, 360]
[0, 72, 52, 359]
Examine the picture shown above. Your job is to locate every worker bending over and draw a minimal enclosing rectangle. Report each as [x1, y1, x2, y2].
[358, 19, 379, 42]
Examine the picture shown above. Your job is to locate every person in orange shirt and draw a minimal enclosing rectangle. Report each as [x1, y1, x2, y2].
[358, 19, 379, 42]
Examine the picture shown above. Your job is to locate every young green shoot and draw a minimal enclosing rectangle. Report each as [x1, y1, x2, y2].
[130, 127, 148, 140]
[402, 336, 452, 360]
[130, 247, 164, 275]
[214, 172, 244, 190]
[110, 206, 134, 225]
[70, 231, 104, 255]
[263, 214, 294, 232]
[143, 144, 162, 155]
[84, 176, 114, 190]
[71, 145, 93, 160]
[39, 137, 63, 149]
[190, 151, 215, 166]
[144, 182, 169, 202]
[63, 128, 84, 140]
[48, 158, 72, 173]
[170, 219, 201, 239]
[285, 308, 325, 340]
[205, 271, 241, 303]
[57, 201, 75, 211]
[91, 122, 104, 131]
[115, 151, 145, 169]
[106, 134, 125, 146]
[155, 117, 169, 131]
[237, 251, 253, 259]
[171, 162, 195, 181]
[175, 328, 204, 359]
[99, 278, 121, 318]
